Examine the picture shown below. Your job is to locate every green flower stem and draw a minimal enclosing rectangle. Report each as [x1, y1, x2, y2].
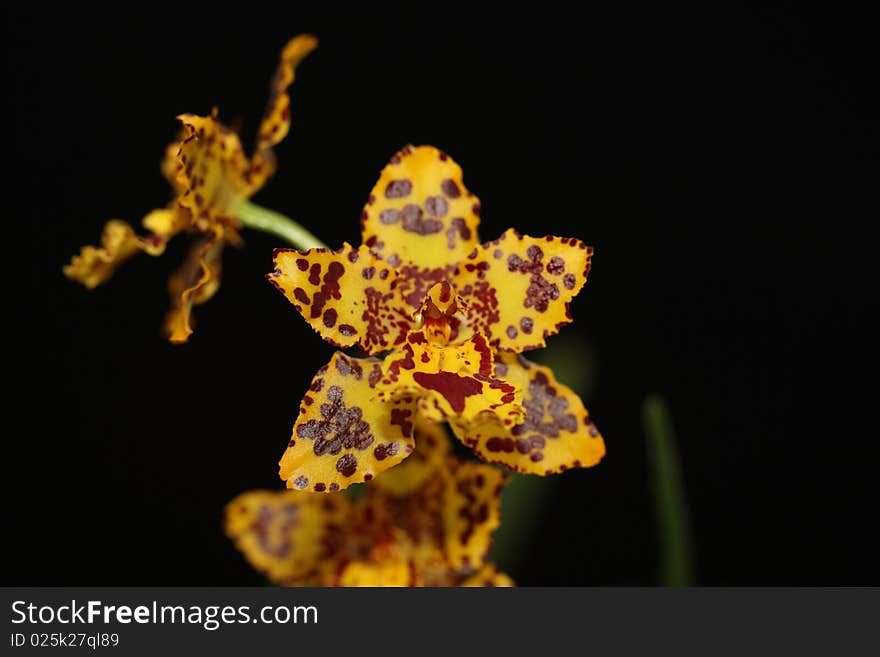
[642, 394, 695, 586]
[235, 199, 328, 250]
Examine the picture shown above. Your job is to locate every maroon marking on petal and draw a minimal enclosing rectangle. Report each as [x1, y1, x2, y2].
[425, 196, 449, 218]
[308, 263, 322, 286]
[385, 179, 413, 198]
[323, 308, 338, 328]
[296, 258, 309, 271]
[339, 324, 356, 337]
[547, 256, 565, 275]
[380, 209, 401, 225]
[441, 179, 461, 198]
[310, 261, 345, 320]
[336, 453, 358, 477]
[390, 408, 413, 437]
[412, 371, 483, 413]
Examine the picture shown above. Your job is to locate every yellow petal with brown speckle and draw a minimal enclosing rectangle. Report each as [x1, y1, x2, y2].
[361, 145, 481, 270]
[64, 220, 146, 289]
[451, 353, 605, 474]
[173, 112, 252, 230]
[455, 228, 593, 353]
[250, 34, 318, 190]
[163, 228, 224, 344]
[372, 417, 451, 497]
[279, 352, 418, 492]
[442, 459, 506, 569]
[270, 244, 413, 353]
[225, 490, 350, 584]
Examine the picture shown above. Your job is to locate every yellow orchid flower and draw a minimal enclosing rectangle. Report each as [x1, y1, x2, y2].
[226, 421, 512, 587]
[64, 35, 320, 343]
[269, 145, 605, 491]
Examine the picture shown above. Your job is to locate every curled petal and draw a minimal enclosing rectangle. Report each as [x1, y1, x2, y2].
[64, 220, 145, 289]
[372, 417, 451, 497]
[460, 564, 515, 587]
[64, 215, 176, 289]
[279, 352, 418, 492]
[379, 333, 524, 425]
[452, 354, 605, 474]
[250, 34, 318, 189]
[174, 111, 252, 230]
[269, 244, 413, 353]
[163, 228, 224, 344]
[361, 145, 482, 270]
[442, 460, 506, 569]
[161, 138, 187, 195]
[225, 490, 350, 584]
[456, 229, 594, 353]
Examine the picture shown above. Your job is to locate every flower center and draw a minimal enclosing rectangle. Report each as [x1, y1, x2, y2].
[414, 281, 467, 345]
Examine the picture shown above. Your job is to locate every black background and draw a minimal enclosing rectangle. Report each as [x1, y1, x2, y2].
[7, 6, 877, 584]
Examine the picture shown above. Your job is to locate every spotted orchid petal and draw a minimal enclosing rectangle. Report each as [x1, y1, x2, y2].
[452, 353, 605, 474]
[63, 209, 181, 289]
[442, 459, 506, 570]
[372, 417, 451, 497]
[361, 145, 482, 271]
[163, 227, 224, 344]
[455, 229, 593, 353]
[269, 244, 413, 353]
[279, 352, 418, 492]
[225, 490, 350, 584]
[250, 35, 318, 190]
[173, 111, 252, 231]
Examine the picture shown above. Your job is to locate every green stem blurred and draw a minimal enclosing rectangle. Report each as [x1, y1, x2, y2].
[642, 394, 695, 586]
[235, 199, 328, 250]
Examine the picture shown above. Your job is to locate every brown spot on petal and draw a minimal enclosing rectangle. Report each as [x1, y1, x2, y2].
[380, 209, 401, 225]
[336, 453, 358, 477]
[441, 179, 461, 198]
[547, 256, 565, 275]
[425, 195, 449, 217]
[385, 179, 413, 199]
